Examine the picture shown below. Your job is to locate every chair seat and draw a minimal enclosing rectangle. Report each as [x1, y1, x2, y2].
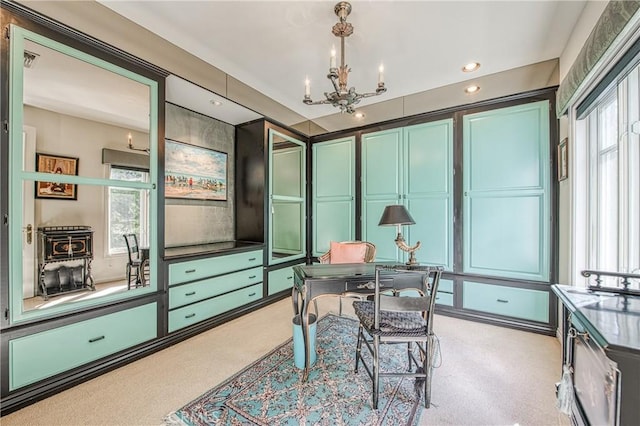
[353, 300, 427, 334]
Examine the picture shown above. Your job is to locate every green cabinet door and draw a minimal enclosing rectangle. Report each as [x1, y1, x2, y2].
[362, 121, 453, 267]
[362, 129, 403, 261]
[463, 101, 550, 281]
[312, 137, 356, 256]
[404, 120, 453, 269]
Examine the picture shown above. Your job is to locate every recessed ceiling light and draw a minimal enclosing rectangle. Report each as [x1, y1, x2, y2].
[465, 85, 480, 94]
[354, 112, 365, 119]
[462, 62, 480, 72]
[210, 100, 223, 106]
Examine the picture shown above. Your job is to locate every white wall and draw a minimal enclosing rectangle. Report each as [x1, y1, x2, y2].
[555, 1, 608, 286]
[25, 105, 149, 283]
[559, 1, 609, 81]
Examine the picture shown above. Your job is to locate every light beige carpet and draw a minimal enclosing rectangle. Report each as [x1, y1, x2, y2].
[1, 297, 570, 426]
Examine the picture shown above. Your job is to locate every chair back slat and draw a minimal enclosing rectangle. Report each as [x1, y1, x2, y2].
[378, 294, 430, 312]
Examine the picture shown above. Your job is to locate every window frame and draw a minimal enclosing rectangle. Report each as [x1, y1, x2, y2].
[107, 166, 150, 256]
[572, 58, 640, 284]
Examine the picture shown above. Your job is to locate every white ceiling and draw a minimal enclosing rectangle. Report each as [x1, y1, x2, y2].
[99, 0, 588, 121]
[23, 39, 151, 131]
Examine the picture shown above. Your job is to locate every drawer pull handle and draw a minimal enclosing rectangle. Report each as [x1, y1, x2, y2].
[249, 275, 257, 279]
[497, 299, 509, 303]
[436, 296, 440, 300]
[185, 291, 196, 296]
[248, 257, 257, 261]
[185, 313, 196, 319]
[89, 336, 105, 343]
[185, 269, 196, 274]
[248, 292, 257, 297]
[287, 276, 293, 280]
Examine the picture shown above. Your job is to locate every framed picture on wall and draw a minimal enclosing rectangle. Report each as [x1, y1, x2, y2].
[558, 138, 568, 181]
[165, 139, 228, 201]
[35, 153, 79, 200]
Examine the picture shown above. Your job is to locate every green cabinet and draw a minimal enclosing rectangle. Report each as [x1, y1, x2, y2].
[167, 250, 264, 333]
[463, 281, 549, 323]
[435, 279, 454, 306]
[168, 266, 262, 309]
[269, 129, 307, 265]
[463, 101, 550, 281]
[362, 120, 453, 268]
[168, 250, 263, 285]
[9, 303, 157, 390]
[312, 137, 356, 256]
[168, 284, 262, 333]
[268, 263, 303, 296]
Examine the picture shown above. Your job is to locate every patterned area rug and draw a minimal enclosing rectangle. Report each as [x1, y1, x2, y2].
[165, 314, 425, 425]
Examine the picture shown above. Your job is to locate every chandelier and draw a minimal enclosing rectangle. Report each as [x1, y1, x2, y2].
[303, 1, 387, 114]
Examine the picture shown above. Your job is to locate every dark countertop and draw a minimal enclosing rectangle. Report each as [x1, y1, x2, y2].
[163, 241, 264, 261]
[552, 284, 640, 353]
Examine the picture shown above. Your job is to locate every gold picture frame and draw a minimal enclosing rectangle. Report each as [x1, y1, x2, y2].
[35, 153, 79, 200]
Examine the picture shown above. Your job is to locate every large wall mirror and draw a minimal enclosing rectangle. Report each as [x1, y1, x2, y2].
[268, 129, 306, 265]
[8, 25, 159, 323]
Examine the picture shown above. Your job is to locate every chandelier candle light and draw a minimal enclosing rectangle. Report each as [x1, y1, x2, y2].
[303, 1, 387, 114]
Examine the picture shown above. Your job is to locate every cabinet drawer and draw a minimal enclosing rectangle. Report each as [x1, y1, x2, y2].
[169, 250, 263, 285]
[9, 303, 157, 390]
[169, 266, 263, 309]
[268, 264, 300, 296]
[438, 279, 453, 293]
[463, 281, 549, 323]
[435, 292, 453, 306]
[169, 283, 262, 333]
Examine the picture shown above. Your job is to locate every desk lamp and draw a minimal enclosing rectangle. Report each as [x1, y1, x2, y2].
[378, 205, 421, 265]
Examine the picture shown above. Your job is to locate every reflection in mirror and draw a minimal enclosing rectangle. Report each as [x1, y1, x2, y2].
[10, 26, 157, 321]
[269, 130, 306, 264]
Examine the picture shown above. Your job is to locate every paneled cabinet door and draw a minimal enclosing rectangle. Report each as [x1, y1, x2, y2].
[404, 121, 454, 270]
[362, 129, 403, 261]
[362, 120, 453, 268]
[312, 137, 356, 256]
[462, 100, 550, 281]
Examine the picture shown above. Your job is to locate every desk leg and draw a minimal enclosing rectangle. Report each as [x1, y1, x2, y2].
[301, 297, 310, 382]
[291, 286, 300, 316]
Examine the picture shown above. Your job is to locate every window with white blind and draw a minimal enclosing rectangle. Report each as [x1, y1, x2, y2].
[578, 62, 640, 278]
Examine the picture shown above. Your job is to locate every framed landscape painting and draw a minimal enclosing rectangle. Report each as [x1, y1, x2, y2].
[35, 153, 79, 200]
[165, 139, 228, 201]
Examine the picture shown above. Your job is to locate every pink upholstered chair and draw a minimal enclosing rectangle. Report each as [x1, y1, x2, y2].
[318, 241, 376, 315]
[318, 241, 376, 264]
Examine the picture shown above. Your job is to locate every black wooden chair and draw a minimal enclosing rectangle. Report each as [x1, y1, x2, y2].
[123, 233, 146, 289]
[353, 264, 443, 409]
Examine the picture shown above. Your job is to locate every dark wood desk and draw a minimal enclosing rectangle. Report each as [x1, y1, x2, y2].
[292, 262, 436, 381]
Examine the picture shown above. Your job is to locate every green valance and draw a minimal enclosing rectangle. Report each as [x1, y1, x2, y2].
[557, 0, 640, 117]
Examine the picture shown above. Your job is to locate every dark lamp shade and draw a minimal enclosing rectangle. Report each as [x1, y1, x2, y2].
[378, 205, 415, 226]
